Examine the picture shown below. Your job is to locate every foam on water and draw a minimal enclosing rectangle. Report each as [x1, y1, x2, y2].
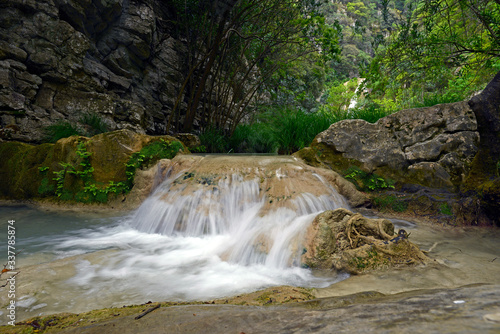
[48, 170, 349, 302]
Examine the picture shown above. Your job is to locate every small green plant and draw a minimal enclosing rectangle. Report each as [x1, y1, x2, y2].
[39, 139, 183, 203]
[439, 203, 453, 216]
[80, 112, 108, 136]
[190, 145, 207, 153]
[44, 121, 84, 143]
[343, 166, 395, 191]
[372, 195, 408, 212]
[125, 140, 184, 189]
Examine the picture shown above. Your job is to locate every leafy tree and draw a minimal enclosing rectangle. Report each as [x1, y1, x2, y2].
[165, 0, 341, 134]
[366, 0, 500, 108]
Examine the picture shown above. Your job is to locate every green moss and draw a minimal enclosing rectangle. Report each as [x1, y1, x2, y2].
[439, 203, 453, 216]
[343, 166, 395, 191]
[372, 195, 408, 212]
[0, 142, 56, 199]
[1, 136, 184, 203]
[125, 140, 184, 190]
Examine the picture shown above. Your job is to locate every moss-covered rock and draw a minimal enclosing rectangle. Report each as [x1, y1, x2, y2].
[0, 129, 187, 202]
[298, 101, 478, 191]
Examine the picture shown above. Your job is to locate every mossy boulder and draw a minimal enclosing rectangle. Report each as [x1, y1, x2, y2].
[86, 129, 182, 183]
[297, 101, 478, 191]
[0, 129, 187, 202]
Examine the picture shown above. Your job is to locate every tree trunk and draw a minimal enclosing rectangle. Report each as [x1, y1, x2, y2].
[464, 70, 500, 189]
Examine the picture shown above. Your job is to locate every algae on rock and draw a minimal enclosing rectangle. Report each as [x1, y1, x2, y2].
[0, 129, 187, 204]
[302, 208, 429, 274]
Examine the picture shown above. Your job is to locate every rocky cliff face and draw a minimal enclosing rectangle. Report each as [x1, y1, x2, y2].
[296, 101, 479, 190]
[0, 0, 185, 143]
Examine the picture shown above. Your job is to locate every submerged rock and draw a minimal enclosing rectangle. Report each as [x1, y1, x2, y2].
[302, 208, 428, 273]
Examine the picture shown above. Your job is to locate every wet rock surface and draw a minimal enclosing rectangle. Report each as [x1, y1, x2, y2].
[13, 284, 499, 334]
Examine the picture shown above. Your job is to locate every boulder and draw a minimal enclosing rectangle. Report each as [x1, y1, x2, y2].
[173, 133, 201, 149]
[302, 209, 428, 273]
[0, 129, 186, 201]
[297, 101, 478, 190]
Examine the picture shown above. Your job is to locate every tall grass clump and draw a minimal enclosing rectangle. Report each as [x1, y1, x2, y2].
[80, 112, 108, 136]
[229, 123, 278, 153]
[265, 106, 335, 154]
[44, 121, 84, 143]
[349, 101, 393, 123]
[199, 126, 229, 153]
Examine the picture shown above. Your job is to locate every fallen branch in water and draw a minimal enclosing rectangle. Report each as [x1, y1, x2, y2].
[135, 303, 161, 320]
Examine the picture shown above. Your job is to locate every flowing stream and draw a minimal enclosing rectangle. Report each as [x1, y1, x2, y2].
[1, 155, 499, 325]
[0, 155, 351, 323]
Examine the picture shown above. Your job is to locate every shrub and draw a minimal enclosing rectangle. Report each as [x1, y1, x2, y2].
[343, 166, 395, 191]
[199, 127, 228, 153]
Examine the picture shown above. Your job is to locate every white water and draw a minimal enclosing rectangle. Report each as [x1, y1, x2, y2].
[0, 164, 351, 321]
[59, 172, 349, 301]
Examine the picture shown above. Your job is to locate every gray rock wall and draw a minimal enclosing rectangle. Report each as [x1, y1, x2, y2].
[300, 101, 479, 189]
[0, 0, 185, 142]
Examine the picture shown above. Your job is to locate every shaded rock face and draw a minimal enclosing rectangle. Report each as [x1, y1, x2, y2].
[302, 208, 428, 273]
[298, 101, 478, 190]
[0, 0, 185, 142]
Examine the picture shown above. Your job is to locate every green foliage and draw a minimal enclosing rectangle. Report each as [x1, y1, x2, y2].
[39, 139, 183, 203]
[229, 123, 278, 154]
[44, 121, 84, 143]
[349, 101, 392, 123]
[43, 113, 109, 143]
[125, 140, 184, 189]
[320, 79, 359, 117]
[80, 112, 108, 136]
[343, 166, 395, 191]
[190, 145, 207, 153]
[439, 203, 453, 216]
[361, 0, 500, 113]
[198, 106, 335, 154]
[198, 127, 229, 153]
[270, 107, 335, 154]
[372, 195, 408, 212]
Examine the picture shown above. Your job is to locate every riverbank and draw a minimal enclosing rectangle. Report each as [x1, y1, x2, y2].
[2, 284, 500, 333]
[1, 212, 498, 332]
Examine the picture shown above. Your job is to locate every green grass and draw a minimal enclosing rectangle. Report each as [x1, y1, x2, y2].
[80, 112, 108, 136]
[43, 113, 109, 143]
[43, 121, 84, 143]
[199, 103, 393, 154]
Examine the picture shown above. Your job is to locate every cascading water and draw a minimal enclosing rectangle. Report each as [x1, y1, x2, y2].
[132, 171, 346, 269]
[0, 155, 352, 322]
[59, 155, 351, 303]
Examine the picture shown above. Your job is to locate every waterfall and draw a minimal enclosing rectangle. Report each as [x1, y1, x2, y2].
[130, 164, 349, 270]
[44, 155, 351, 304]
